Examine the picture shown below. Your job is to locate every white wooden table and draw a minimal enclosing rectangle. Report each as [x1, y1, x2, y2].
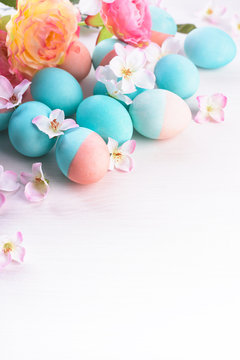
[0, 0, 240, 358]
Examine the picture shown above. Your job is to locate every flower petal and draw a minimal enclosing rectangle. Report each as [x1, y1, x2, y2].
[24, 181, 49, 203]
[121, 77, 136, 93]
[144, 42, 161, 63]
[78, 0, 101, 15]
[0, 193, 6, 208]
[11, 245, 25, 263]
[13, 79, 31, 104]
[133, 69, 156, 89]
[211, 93, 228, 109]
[109, 56, 126, 78]
[126, 48, 146, 71]
[210, 109, 225, 122]
[0, 98, 10, 110]
[0, 170, 19, 192]
[0, 75, 13, 100]
[60, 119, 79, 131]
[0, 252, 11, 269]
[107, 137, 118, 153]
[161, 37, 182, 55]
[114, 43, 128, 59]
[196, 95, 209, 111]
[120, 140, 136, 155]
[115, 155, 134, 172]
[50, 109, 64, 125]
[20, 172, 33, 185]
[108, 156, 115, 171]
[16, 232, 23, 245]
[194, 111, 209, 124]
[96, 65, 117, 83]
[32, 114, 52, 135]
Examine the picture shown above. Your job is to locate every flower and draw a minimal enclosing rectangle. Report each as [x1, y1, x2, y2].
[0, 232, 25, 269]
[77, 0, 116, 16]
[6, 0, 79, 77]
[101, 0, 152, 48]
[198, 1, 226, 24]
[109, 43, 155, 93]
[32, 109, 79, 139]
[0, 75, 31, 110]
[96, 65, 133, 105]
[107, 137, 136, 172]
[0, 165, 19, 192]
[147, 0, 166, 9]
[231, 14, 240, 38]
[20, 163, 49, 203]
[0, 193, 5, 208]
[144, 38, 181, 71]
[194, 93, 227, 124]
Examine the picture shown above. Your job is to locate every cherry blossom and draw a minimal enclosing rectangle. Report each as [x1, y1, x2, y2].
[198, 1, 226, 24]
[194, 93, 228, 124]
[0, 232, 25, 269]
[0, 75, 31, 110]
[0, 165, 19, 192]
[32, 109, 79, 139]
[107, 137, 136, 172]
[20, 163, 49, 203]
[231, 14, 240, 38]
[77, 0, 116, 16]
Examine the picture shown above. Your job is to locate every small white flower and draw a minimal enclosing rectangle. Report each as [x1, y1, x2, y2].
[77, 0, 116, 16]
[198, 1, 227, 24]
[107, 138, 136, 172]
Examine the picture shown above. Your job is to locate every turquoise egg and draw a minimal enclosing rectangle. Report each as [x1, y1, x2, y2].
[0, 110, 13, 132]
[76, 95, 133, 145]
[184, 27, 237, 69]
[92, 38, 124, 69]
[31, 68, 83, 116]
[154, 54, 199, 99]
[8, 101, 56, 157]
[150, 6, 177, 35]
[93, 82, 146, 108]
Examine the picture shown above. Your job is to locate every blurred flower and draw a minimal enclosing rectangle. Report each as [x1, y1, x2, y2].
[231, 14, 240, 38]
[198, 1, 226, 24]
[6, 0, 79, 77]
[0, 165, 19, 192]
[0, 193, 5, 208]
[0, 232, 25, 269]
[194, 93, 228, 123]
[32, 109, 78, 139]
[144, 38, 181, 70]
[109, 43, 155, 93]
[107, 137, 136, 172]
[147, 0, 166, 9]
[101, 0, 152, 48]
[20, 163, 49, 203]
[77, 0, 115, 16]
[0, 75, 31, 110]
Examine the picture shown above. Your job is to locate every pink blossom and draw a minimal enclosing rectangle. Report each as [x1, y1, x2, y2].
[0, 232, 25, 269]
[101, 0, 152, 48]
[107, 137, 136, 172]
[194, 93, 228, 124]
[231, 14, 240, 38]
[0, 193, 5, 208]
[32, 109, 79, 139]
[0, 75, 31, 110]
[198, 1, 227, 25]
[0, 165, 19, 192]
[20, 163, 49, 203]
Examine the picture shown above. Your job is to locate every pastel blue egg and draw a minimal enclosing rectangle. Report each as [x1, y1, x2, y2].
[31, 68, 83, 116]
[76, 95, 133, 145]
[93, 82, 146, 108]
[184, 27, 237, 69]
[154, 54, 199, 99]
[92, 38, 124, 69]
[0, 110, 13, 132]
[150, 6, 177, 35]
[8, 101, 56, 157]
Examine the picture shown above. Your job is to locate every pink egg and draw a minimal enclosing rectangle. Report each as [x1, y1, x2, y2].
[59, 40, 92, 82]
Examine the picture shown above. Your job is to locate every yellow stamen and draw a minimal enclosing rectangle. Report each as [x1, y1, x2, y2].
[206, 8, 213, 15]
[207, 105, 213, 112]
[121, 68, 132, 79]
[3, 242, 14, 253]
[50, 119, 60, 132]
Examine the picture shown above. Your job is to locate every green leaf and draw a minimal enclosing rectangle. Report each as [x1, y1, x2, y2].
[69, 0, 79, 4]
[0, 0, 16, 8]
[177, 24, 197, 34]
[96, 26, 113, 45]
[0, 15, 11, 31]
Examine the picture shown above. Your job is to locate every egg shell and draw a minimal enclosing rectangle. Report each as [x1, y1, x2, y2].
[155, 54, 199, 99]
[59, 40, 92, 82]
[129, 89, 192, 140]
[31, 68, 83, 117]
[56, 127, 110, 184]
[92, 38, 124, 69]
[8, 101, 56, 157]
[93, 82, 146, 108]
[150, 6, 177, 46]
[76, 95, 133, 145]
[0, 110, 14, 132]
[184, 27, 237, 69]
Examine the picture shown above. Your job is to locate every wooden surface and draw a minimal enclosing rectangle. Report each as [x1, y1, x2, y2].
[0, 0, 240, 358]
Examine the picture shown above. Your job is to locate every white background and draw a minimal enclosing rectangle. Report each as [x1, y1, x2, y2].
[1, 0, 240, 359]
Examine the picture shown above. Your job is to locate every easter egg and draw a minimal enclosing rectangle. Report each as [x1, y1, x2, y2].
[31, 68, 83, 116]
[184, 27, 237, 69]
[150, 6, 177, 46]
[129, 89, 192, 140]
[92, 38, 124, 70]
[0, 110, 14, 132]
[8, 101, 56, 157]
[154, 54, 199, 99]
[59, 40, 92, 82]
[56, 127, 110, 185]
[76, 95, 133, 145]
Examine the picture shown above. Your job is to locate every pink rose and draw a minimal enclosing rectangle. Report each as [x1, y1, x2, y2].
[101, 0, 152, 48]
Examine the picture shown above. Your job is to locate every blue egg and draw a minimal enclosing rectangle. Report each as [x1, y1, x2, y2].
[76, 95, 133, 145]
[8, 101, 56, 157]
[184, 27, 237, 69]
[31, 68, 83, 116]
[92, 38, 124, 69]
[150, 6, 177, 35]
[154, 54, 199, 99]
[0, 110, 13, 132]
[93, 82, 146, 109]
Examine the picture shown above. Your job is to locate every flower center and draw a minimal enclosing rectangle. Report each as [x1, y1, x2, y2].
[121, 68, 132, 79]
[113, 151, 123, 162]
[50, 119, 60, 132]
[3, 242, 14, 253]
[206, 8, 213, 15]
[10, 95, 18, 104]
[238, 23, 240, 31]
[207, 105, 213, 112]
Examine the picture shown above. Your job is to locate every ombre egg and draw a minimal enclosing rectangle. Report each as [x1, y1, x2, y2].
[129, 89, 192, 140]
[56, 127, 110, 185]
[150, 6, 177, 46]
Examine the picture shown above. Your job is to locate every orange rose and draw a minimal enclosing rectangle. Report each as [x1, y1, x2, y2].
[6, 0, 79, 77]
